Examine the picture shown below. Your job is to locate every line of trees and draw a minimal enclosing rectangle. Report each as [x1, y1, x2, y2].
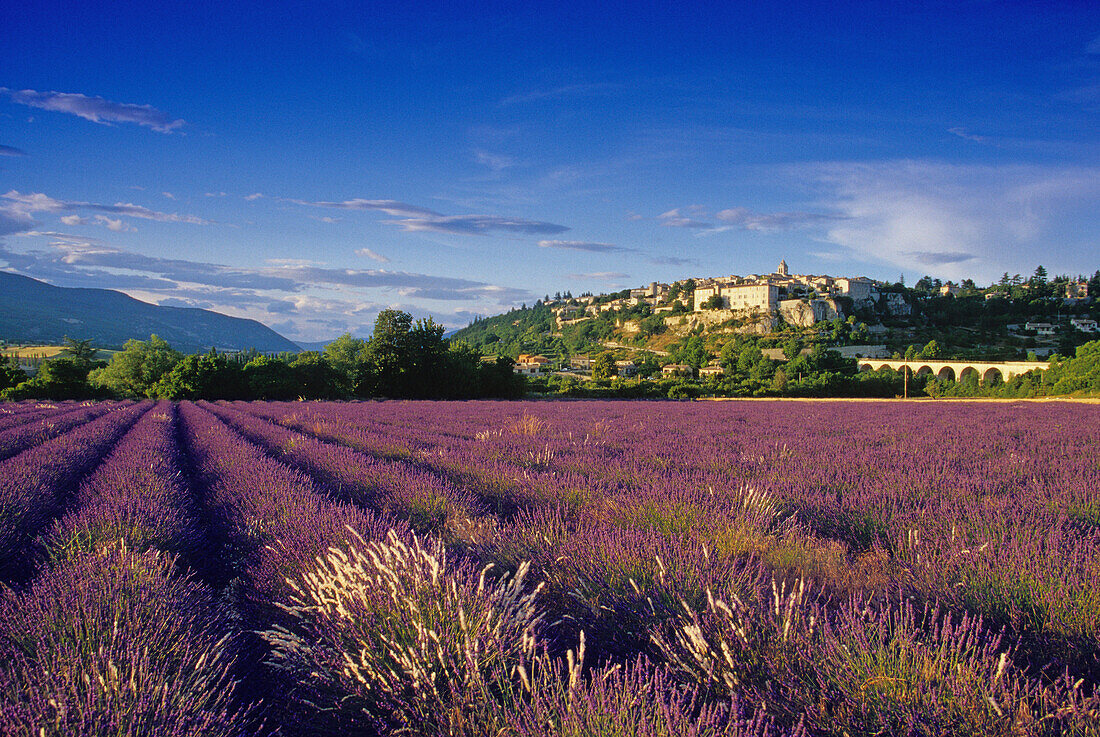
[0, 311, 524, 401]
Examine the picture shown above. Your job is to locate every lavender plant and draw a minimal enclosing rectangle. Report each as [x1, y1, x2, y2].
[267, 527, 545, 735]
[0, 546, 250, 736]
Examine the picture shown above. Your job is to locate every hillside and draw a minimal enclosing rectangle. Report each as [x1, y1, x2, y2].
[452, 274, 1100, 366]
[0, 271, 300, 353]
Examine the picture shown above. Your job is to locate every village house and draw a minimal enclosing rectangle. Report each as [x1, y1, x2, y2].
[1024, 322, 1056, 336]
[1070, 318, 1098, 333]
[513, 354, 550, 375]
[615, 360, 637, 377]
[662, 363, 694, 377]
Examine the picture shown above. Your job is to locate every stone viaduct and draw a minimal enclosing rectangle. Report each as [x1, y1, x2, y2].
[856, 359, 1050, 384]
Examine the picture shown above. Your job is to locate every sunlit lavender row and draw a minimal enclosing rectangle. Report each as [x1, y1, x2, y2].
[0, 398, 1097, 735]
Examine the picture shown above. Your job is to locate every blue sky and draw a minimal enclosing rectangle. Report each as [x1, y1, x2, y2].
[2, 1, 1098, 342]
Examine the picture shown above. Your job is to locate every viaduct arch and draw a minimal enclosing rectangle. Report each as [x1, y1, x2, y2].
[856, 359, 1049, 384]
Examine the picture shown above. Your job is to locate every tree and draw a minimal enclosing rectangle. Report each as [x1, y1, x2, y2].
[242, 355, 299, 400]
[701, 294, 724, 310]
[59, 336, 97, 367]
[782, 337, 804, 361]
[88, 335, 180, 397]
[290, 352, 349, 399]
[405, 317, 448, 398]
[0, 357, 26, 393]
[323, 333, 368, 387]
[919, 340, 941, 359]
[361, 309, 414, 397]
[3, 356, 100, 400]
[591, 352, 617, 380]
[152, 352, 243, 399]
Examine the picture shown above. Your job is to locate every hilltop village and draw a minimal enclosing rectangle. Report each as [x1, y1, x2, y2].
[553, 260, 883, 333]
[453, 261, 1099, 398]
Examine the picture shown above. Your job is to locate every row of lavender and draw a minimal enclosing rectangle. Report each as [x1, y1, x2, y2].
[0, 399, 782, 735]
[223, 399, 1100, 735]
[0, 398, 1096, 735]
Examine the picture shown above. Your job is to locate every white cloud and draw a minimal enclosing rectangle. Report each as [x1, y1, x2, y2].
[60, 214, 92, 226]
[948, 127, 987, 143]
[356, 247, 391, 263]
[292, 196, 570, 236]
[244, 192, 264, 201]
[474, 149, 516, 172]
[95, 216, 134, 232]
[538, 240, 630, 253]
[2, 190, 209, 225]
[1, 88, 184, 132]
[566, 271, 630, 282]
[810, 160, 1100, 281]
[0, 208, 35, 235]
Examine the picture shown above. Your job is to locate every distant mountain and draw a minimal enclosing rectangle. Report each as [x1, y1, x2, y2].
[291, 339, 333, 353]
[0, 271, 300, 353]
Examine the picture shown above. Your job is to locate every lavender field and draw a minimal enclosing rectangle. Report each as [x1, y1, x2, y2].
[0, 398, 1097, 736]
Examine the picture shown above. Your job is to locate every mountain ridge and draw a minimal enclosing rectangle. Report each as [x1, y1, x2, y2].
[0, 271, 300, 353]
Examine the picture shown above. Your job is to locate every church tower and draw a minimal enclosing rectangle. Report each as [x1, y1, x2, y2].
[777, 259, 788, 276]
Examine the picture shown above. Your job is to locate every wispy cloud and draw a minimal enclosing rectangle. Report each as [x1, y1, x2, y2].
[473, 149, 516, 172]
[0, 238, 534, 306]
[2, 88, 184, 132]
[809, 160, 1100, 281]
[948, 127, 987, 143]
[3, 190, 210, 225]
[500, 82, 621, 106]
[0, 209, 35, 236]
[244, 192, 264, 201]
[0, 144, 26, 157]
[658, 205, 837, 232]
[386, 214, 568, 236]
[292, 195, 569, 236]
[291, 197, 437, 217]
[356, 247, 391, 263]
[538, 239, 631, 253]
[908, 251, 974, 265]
[714, 207, 841, 231]
[657, 206, 712, 229]
[648, 255, 700, 267]
[566, 271, 630, 282]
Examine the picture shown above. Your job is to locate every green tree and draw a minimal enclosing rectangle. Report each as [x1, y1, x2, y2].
[88, 335, 181, 397]
[152, 352, 243, 399]
[59, 336, 98, 367]
[782, 336, 803, 361]
[919, 340, 941, 359]
[323, 333, 369, 390]
[361, 309, 414, 397]
[701, 294, 724, 310]
[242, 355, 299, 400]
[405, 317, 448, 398]
[591, 352, 618, 380]
[290, 352, 349, 399]
[3, 356, 100, 400]
[0, 357, 26, 394]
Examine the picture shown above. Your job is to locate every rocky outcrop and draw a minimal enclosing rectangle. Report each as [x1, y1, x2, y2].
[877, 292, 912, 316]
[778, 299, 845, 327]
